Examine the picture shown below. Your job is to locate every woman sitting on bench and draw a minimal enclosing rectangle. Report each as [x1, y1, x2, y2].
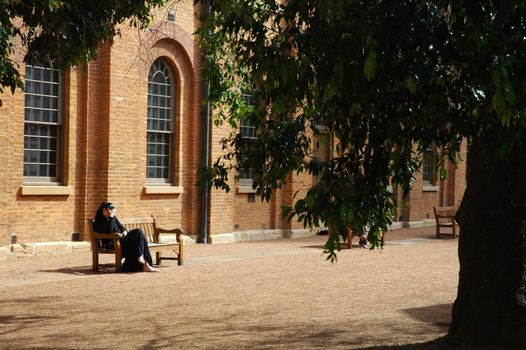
[93, 201, 159, 272]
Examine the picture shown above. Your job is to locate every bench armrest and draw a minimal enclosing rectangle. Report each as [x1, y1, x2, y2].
[434, 213, 457, 227]
[91, 232, 122, 249]
[435, 213, 455, 219]
[92, 232, 121, 239]
[154, 227, 183, 242]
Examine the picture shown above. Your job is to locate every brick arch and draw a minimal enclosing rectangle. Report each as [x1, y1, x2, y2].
[141, 20, 202, 76]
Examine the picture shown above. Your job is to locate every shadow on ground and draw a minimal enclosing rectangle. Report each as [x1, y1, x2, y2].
[404, 303, 452, 328]
[358, 338, 515, 350]
[39, 265, 114, 275]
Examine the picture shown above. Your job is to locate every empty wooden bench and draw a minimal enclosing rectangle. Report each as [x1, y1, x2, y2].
[433, 206, 458, 239]
[90, 216, 183, 272]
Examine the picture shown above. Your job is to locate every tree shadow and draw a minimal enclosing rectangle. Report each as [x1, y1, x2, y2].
[354, 337, 452, 349]
[403, 303, 452, 328]
[0, 296, 62, 340]
[300, 243, 371, 250]
[357, 337, 511, 350]
[140, 309, 458, 350]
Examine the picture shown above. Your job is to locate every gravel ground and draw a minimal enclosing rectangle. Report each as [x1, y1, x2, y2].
[0, 226, 466, 349]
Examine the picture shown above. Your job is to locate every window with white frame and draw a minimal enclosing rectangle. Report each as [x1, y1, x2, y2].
[146, 59, 174, 183]
[239, 92, 256, 180]
[422, 142, 436, 184]
[24, 64, 61, 182]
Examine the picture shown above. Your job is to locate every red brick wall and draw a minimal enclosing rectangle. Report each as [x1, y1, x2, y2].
[0, 2, 205, 245]
[0, 2, 469, 246]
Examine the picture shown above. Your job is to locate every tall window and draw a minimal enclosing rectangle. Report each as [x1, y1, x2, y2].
[465, 137, 472, 182]
[239, 92, 256, 180]
[147, 59, 173, 183]
[24, 64, 61, 182]
[422, 143, 436, 184]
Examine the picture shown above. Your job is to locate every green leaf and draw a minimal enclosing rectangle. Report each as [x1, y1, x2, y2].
[363, 50, 376, 81]
[439, 167, 447, 181]
[501, 110, 512, 127]
[491, 68, 501, 86]
[492, 88, 506, 115]
[405, 75, 417, 94]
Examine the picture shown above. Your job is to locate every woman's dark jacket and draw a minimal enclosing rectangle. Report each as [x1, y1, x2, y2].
[93, 215, 126, 235]
[92, 215, 126, 250]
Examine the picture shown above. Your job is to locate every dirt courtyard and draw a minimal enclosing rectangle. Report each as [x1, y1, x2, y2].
[1, 226, 466, 349]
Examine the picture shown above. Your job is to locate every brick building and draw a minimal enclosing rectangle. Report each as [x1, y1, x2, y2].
[0, 2, 467, 248]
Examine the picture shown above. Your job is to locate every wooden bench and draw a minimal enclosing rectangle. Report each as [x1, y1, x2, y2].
[90, 216, 183, 272]
[433, 206, 458, 239]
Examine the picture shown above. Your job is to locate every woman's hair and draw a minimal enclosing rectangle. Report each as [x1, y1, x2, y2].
[95, 201, 115, 220]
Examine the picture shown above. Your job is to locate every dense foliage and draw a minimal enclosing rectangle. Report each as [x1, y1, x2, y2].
[0, 0, 166, 105]
[197, 1, 508, 254]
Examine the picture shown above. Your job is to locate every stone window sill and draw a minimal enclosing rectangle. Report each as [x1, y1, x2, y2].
[423, 185, 439, 192]
[21, 185, 72, 196]
[143, 186, 184, 194]
[237, 183, 257, 194]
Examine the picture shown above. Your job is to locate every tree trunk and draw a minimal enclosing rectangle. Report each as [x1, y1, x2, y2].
[448, 129, 526, 347]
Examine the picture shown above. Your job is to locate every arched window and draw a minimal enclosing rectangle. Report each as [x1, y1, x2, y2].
[24, 64, 61, 182]
[146, 59, 174, 183]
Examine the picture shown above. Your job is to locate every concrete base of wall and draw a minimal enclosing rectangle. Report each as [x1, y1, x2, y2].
[210, 228, 318, 244]
[0, 246, 11, 260]
[12, 241, 91, 256]
[0, 241, 91, 260]
[402, 219, 435, 228]
[389, 222, 403, 230]
[158, 234, 196, 244]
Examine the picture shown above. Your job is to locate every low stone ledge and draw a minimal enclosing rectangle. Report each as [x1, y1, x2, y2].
[389, 222, 403, 230]
[18, 241, 91, 256]
[0, 246, 12, 260]
[211, 234, 237, 244]
[286, 229, 317, 239]
[402, 220, 435, 228]
[158, 234, 195, 244]
[422, 218, 436, 226]
[210, 228, 318, 244]
[10, 244, 29, 255]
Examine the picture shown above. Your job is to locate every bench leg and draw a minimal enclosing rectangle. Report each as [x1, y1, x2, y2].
[92, 248, 99, 272]
[178, 243, 183, 266]
[115, 249, 122, 272]
[156, 251, 161, 265]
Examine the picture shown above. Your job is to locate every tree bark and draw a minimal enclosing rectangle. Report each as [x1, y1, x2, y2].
[448, 129, 526, 347]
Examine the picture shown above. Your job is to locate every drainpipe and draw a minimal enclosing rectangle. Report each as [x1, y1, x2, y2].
[199, 81, 211, 244]
[199, 0, 212, 244]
